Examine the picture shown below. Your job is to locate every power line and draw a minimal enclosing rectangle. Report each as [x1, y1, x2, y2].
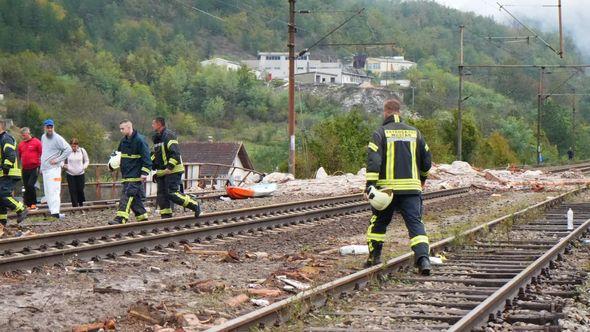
[496, 1, 560, 56]
[298, 8, 365, 56]
[171, 0, 225, 21]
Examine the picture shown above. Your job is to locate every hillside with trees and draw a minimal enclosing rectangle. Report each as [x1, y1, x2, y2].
[0, 0, 588, 177]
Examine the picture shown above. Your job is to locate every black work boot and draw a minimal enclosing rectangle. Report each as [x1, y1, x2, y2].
[363, 241, 383, 268]
[108, 216, 126, 225]
[16, 208, 28, 224]
[189, 202, 201, 217]
[417, 256, 431, 276]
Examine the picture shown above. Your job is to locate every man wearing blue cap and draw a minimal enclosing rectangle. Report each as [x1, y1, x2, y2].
[40, 119, 72, 219]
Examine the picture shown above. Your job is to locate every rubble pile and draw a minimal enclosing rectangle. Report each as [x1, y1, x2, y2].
[258, 161, 589, 196]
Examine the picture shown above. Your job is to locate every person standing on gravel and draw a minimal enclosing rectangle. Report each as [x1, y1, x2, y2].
[109, 120, 151, 225]
[151, 117, 200, 219]
[64, 138, 89, 207]
[17, 127, 42, 210]
[0, 119, 28, 228]
[364, 99, 432, 275]
[40, 119, 72, 219]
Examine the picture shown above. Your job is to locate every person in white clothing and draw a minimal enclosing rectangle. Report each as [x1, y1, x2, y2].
[40, 119, 72, 219]
[64, 138, 89, 207]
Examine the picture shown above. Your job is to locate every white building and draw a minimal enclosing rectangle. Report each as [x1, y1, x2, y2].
[365, 56, 416, 75]
[201, 57, 262, 79]
[243, 52, 371, 85]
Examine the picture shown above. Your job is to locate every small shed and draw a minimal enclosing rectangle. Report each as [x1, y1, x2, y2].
[179, 141, 257, 187]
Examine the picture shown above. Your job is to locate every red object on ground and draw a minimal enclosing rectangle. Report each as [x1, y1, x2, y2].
[226, 186, 255, 199]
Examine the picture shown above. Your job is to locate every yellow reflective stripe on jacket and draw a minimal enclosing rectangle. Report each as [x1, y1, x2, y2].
[141, 167, 151, 174]
[368, 142, 378, 152]
[168, 158, 178, 166]
[365, 172, 379, 181]
[410, 235, 429, 247]
[121, 154, 141, 158]
[3, 143, 15, 151]
[167, 139, 178, 148]
[121, 178, 142, 182]
[410, 140, 418, 180]
[3, 159, 12, 166]
[425, 143, 430, 151]
[421, 171, 429, 177]
[155, 164, 183, 176]
[376, 178, 422, 191]
[386, 141, 394, 180]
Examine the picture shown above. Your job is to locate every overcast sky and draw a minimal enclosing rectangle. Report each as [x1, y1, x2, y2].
[433, 0, 590, 59]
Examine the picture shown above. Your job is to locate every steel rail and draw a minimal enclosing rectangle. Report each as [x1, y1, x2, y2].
[448, 213, 590, 331]
[8, 191, 225, 219]
[206, 187, 584, 332]
[0, 187, 470, 272]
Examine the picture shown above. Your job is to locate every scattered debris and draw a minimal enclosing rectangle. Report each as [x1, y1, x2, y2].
[149, 266, 161, 273]
[71, 319, 116, 332]
[339, 245, 369, 255]
[225, 294, 249, 307]
[277, 276, 310, 290]
[183, 245, 240, 262]
[189, 279, 226, 293]
[74, 267, 104, 273]
[250, 298, 270, 307]
[247, 288, 282, 297]
[93, 286, 123, 294]
[283, 285, 296, 293]
[245, 251, 269, 259]
[127, 303, 174, 326]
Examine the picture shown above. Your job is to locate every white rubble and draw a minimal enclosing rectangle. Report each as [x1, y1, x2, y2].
[262, 172, 295, 183]
[315, 167, 328, 179]
[197, 162, 589, 197]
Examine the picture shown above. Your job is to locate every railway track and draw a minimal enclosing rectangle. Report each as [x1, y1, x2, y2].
[209, 187, 589, 332]
[0, 187, 470, 273]
[8, 190, 226, 219]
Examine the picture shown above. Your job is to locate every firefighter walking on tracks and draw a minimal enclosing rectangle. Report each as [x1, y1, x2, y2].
[364, 99, 432, 275]
[109, 120, 152, 225]
[151, 117, 200, 219]
[0, 119, 27, 228]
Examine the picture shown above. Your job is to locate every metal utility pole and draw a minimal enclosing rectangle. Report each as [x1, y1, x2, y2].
[537, 67, 545, 165]
[558, 0, 564, 58]
[457, 25, 464, 161]
[288, 0, 296, 176]
[571, 87, 576, 155]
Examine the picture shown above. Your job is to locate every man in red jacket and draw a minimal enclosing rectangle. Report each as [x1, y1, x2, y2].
[17, 127, 42, 210]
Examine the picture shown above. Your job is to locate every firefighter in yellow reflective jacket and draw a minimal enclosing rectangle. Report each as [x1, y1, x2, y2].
[151, 117, 200, 218]
[0, 119, 27, 229]
[365, 99, 432, 275]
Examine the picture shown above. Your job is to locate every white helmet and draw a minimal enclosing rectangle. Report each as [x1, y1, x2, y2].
[367, 186, 393, 211]
[108, 151, 121, 170]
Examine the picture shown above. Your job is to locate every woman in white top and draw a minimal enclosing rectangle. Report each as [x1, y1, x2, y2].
[63, 138, 89, 207]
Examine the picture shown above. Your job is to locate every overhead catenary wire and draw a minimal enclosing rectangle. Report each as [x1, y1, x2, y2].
[171, 0, 225, 21]
[496, 2, 560, 56]
[298, 8, 366, 57]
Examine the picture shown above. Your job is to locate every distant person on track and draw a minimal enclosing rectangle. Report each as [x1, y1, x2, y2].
[0, 120, 28, 229]
[64, 138, 89, 207]
[109, 120, 152, 225]
[40, 119, 72, 219]
[364, 99, 432, 275]
[567, 147, 574, 161]
[151, 117, 200, 219]
[17, 127, 42, 210]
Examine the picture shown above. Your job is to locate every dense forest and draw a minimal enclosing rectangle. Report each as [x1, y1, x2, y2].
[0, 0, 588, 177]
